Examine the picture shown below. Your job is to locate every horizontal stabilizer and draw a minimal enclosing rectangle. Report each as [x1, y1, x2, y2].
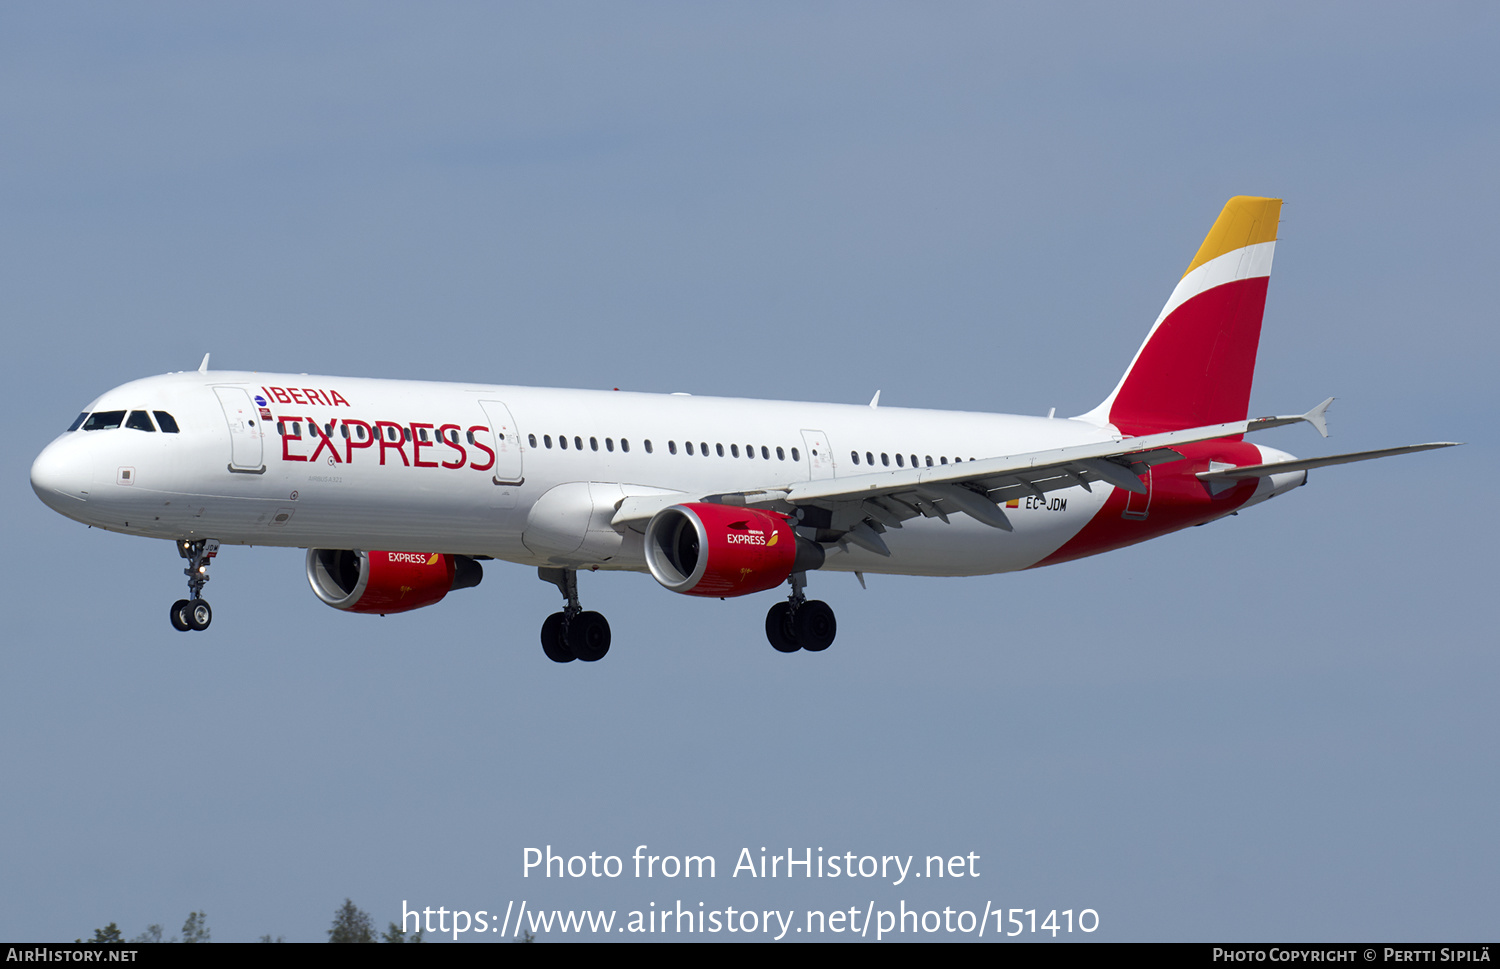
[1195, 442, 1460, 481]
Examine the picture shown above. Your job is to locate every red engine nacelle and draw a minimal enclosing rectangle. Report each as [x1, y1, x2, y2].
[305, 549, 483, 614]
[643, 503, 822, 597]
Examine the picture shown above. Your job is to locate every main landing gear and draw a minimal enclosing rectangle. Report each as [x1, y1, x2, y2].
[170, 539, 219, 632]
[538, 567, 611, 663]
[765, 571, 836, 654]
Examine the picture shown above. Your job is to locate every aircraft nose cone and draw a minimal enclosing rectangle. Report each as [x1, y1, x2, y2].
[31, 440, 89, 512]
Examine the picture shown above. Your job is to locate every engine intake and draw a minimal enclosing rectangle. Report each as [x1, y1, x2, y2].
[644, 503, 823, 597]
[306, 549, 482, 614]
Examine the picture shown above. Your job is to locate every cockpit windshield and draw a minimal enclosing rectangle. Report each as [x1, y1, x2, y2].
[81, 411, 126, 431]
[72, 409, 180, 432]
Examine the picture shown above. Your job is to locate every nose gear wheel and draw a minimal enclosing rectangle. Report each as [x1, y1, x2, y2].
[170, 539, 219, 632]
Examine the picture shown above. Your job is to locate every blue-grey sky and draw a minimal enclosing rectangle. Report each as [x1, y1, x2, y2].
[3, 3, 1492, 942]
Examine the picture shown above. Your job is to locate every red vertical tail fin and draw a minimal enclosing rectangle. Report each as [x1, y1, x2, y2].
[1079, 197, 1283, 436]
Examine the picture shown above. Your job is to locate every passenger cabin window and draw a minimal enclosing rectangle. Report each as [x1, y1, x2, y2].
[590, 437, 599, 451]
[68, 413, 88, 432]
[125, 411, 155, 432]
[685, 441, 694, 455]
[776, 447, 785, 461]
[606, 438, 614, 452]
[621, 439, 630, 453]
[669, 441, 678, 455]
[544, 435, 553, 448]
[82, 410, 125, 431]
[528, 433, 537, 448]
[791, 448, 800, 462]
[644, 440, 653, 454]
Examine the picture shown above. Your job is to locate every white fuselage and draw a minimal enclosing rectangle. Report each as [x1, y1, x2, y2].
[31, 370, 1151, 577]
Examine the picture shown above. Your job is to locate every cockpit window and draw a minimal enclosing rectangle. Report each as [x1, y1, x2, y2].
[153, 411, 180, 433]
[82, 410, 126, 431]
[67, 413, 88, 432]
[125, 411, 157, 432]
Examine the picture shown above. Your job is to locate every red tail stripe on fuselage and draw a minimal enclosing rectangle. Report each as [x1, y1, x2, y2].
[1036, 440, 1263, 566]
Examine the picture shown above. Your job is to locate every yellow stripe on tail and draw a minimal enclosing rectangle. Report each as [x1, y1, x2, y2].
[1182, 196, 1281, 278]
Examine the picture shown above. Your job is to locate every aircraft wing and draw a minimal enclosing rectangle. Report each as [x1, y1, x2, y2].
[612, 403, 1342, 553]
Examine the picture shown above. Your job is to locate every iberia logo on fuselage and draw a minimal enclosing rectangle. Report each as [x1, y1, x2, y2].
[261, 385, 351, 408]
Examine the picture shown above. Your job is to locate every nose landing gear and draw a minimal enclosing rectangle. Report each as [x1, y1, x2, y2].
[538, 567, 611, 663]
[765, 571, 836, 653]
[171, 539, 219, 632]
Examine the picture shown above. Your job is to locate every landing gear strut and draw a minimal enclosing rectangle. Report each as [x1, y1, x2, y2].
[538, 567, 611, 663]
[171, 539, 219, 632]
[765, 571, 836, 653]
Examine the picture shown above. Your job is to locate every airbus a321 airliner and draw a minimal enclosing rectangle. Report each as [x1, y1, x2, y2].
[31, 197, 1455, 662]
